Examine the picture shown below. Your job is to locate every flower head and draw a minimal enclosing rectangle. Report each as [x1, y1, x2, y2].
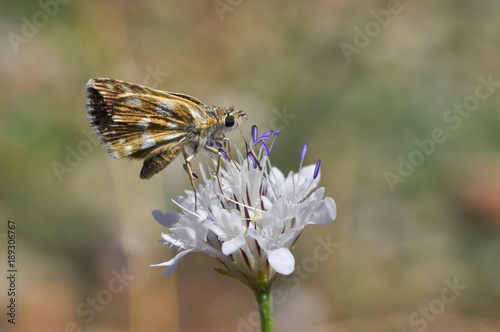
[152, 126, 336, 289]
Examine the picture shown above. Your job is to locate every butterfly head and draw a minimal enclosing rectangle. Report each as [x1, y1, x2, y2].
[220, 107, 247, 131]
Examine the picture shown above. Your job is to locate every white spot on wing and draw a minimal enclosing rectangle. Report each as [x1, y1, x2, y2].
[125, 145, 133, 155]
[128, 98, 142, 107]
[141, 138, 156, 150]
[137, 117, 150, 129]
[156, 99, 174, 116]
[167, 122, 178, 129]
[141, 132, 151, 138]
[119, 139, 125, 144]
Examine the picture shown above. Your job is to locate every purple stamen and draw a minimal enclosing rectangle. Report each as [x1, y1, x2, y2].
[259, 141, 270, 156]
[313, 160, 321, 179]
[248, 152, 258, 169]
[258, 130, 273, 142]
[251, 125, 258, 144]
[208, 142, 214, 147]
[206, 216, 214, 222]
[215, 141, 223, 148]
[192, 172, 198, 179]
[219, 149, 228, 160]
[300, 144, 308, 160]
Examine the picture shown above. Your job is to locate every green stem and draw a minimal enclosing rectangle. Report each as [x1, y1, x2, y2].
[254, 285, 273, 332]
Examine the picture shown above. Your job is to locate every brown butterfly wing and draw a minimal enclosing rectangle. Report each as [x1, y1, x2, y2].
[139, 143, 184, 179]
[85, 78, 211, 160]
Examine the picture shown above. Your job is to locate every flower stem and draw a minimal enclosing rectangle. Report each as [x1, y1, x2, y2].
[254, 285, 273, 332]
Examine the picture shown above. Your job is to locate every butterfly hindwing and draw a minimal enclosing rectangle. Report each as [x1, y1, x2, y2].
[139, 143, 184, 179]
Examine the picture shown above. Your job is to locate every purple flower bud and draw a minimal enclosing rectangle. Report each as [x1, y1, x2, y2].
[258, 130, 273, 141]
[313, 160, 321, 179]
[251, 125, 258, 144]
[272, 130, 280, 136]
[248, 152, 258, 169]
[219, 149, 228, 160]
[259, 141, 270, 156]
[300, 144, 307, 160]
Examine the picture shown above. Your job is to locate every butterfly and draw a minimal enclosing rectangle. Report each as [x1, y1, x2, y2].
[85, 78, 254, 202]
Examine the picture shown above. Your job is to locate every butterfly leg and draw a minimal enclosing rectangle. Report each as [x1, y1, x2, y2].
[182, 150, 198, 209]
[204, 146, 228, 201]
[218, 137, 241, 172]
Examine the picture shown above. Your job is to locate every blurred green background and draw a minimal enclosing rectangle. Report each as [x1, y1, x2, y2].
[1, 1, 499, 331]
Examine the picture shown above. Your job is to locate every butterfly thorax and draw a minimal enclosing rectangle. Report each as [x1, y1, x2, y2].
[185, 106, 229, 154]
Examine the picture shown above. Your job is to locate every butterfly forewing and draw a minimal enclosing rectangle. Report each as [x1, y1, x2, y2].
[108, 94, 200, 158]
[85, 78, 215, 161]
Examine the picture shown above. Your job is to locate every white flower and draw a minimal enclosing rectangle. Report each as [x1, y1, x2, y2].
[152, 127, 336, 288]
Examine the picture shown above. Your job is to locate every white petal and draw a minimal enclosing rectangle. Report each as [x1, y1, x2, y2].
[166, 227, 198, 247]
[150, 249, 192, 276]
[268, 247, 295, 275]
[247, 228, 266, 248]
[152, 210, 181, 227]
[161, 263, 180, 276]
[261, 196, 273, 210]
[297, 164, 317, 183]
[269, 167, 285, 185]
[311, 187, 325, 201]
[311, 197, 337, 225]
[221, 235, 246, 255]
[269, 167, 286, 195]
[283, 164, 320, 201]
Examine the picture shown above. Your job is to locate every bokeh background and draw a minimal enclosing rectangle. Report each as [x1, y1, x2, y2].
[1, 1, 500, 331]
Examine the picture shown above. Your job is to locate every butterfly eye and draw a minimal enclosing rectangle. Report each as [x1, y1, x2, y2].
[225, 115, 235, 127]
